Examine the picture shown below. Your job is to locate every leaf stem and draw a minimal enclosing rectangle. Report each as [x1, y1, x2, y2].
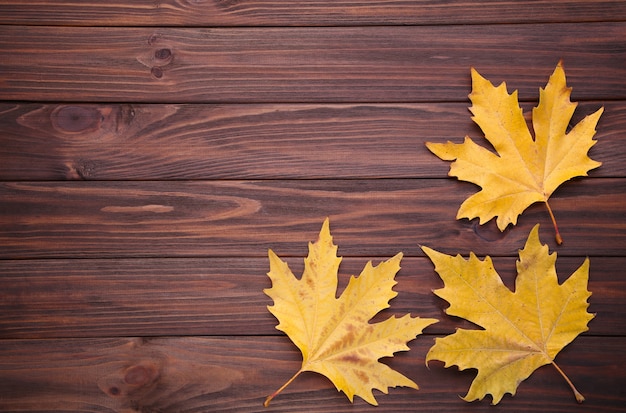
[551, 361, 585, 403]
[544, 200, 563, 245]
[264, 368, 303, 407]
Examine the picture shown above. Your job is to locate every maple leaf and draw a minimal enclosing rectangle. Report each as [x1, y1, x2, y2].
[422, 224, 594, 404]
[264, 218, 437, 406]
[426, 61, 603, 244]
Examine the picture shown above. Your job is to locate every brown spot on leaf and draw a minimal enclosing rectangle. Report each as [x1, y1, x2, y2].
[338, 353, 365, 366]
[355, 370, 370, 384]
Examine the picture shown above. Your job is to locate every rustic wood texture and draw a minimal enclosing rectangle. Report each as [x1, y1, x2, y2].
[1, 24, 625, 103]
[1, 1, 625, 411]
[1, 0, 626, 26]
[1, 256, 624, 339]
[0, 336, 624, 412]
[1, 101, 623, 180]
[2, 179, 625, 258]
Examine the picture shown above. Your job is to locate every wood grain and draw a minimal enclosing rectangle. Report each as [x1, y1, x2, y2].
[1, 24, 625, 103]
[1, 179, 625, 259]
[1, 0, 625, 26]
[0, 336, 624, 412]
[1, 101, 621, 180]
[0, 256, 622, 339]
[1, 1, 624, 411]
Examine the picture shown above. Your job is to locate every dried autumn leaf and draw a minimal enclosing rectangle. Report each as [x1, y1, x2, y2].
[264, 218, 437, 406]
[422, 224, 593, 404]
[426, 61, 603, 244]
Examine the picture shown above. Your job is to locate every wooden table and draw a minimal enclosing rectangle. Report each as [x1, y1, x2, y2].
[1, 2, 625, 411]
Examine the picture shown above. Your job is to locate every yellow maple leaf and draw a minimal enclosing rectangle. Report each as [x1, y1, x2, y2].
[426, 61, 603, 244]
[422, 224, 593, 404]
[264, 218, 437, 406]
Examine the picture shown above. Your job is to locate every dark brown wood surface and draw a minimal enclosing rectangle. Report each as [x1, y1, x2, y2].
[1, 179, 626, 259]
[2, 101, 625, 180]
[1, 0, 625, 26]
[1, 24, 625, 103]
[1, 1, 625, 412]
[1, 256, 624, 339]
[1, 336, 624, 412]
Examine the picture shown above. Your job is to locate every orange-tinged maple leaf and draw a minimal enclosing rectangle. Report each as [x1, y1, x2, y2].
[422, 224, 593, 404]
[264, 218, 437, 406]
[426, 61, 603, 244]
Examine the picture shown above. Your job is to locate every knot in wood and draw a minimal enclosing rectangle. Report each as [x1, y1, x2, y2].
[51, 105, 102, 133]
[124, 364, 159, 387]
[151, 67, 164, 79]
[154, 48, 171, 60]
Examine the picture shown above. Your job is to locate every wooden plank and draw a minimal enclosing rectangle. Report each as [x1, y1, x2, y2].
[0, 256, 622, 339]
[0, 101, 620, 180]
[1, 1, 625, 26]
[0, 2, 622, 413]
[1, 179, 625, 259]
[0, 336, 623, 411]
[1, 24, 625, 103]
